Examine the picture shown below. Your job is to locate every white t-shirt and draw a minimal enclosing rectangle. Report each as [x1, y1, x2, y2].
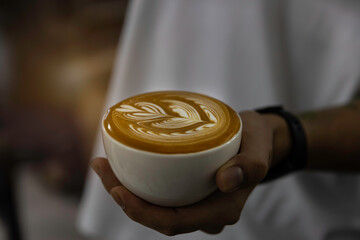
[77, 0, 360, 239]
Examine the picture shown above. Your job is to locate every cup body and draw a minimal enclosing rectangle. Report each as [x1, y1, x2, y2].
[102, 114, 242, 207]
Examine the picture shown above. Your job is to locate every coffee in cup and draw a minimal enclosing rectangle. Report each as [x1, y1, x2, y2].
[102, 91, 242, 206]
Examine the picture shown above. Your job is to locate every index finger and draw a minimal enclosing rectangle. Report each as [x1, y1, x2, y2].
[111, 187, 243, 236]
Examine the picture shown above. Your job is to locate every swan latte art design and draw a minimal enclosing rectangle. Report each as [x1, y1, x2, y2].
[104, 91, 241, 154]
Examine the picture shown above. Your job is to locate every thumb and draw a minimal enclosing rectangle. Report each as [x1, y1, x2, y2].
[216, 153, 269, 193]
[216, 111, 274, 193]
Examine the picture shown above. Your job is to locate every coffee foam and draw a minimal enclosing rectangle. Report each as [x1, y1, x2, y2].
[104, 91, 240, 154]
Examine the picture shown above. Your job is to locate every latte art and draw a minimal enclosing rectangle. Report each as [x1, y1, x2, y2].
[115, 100, 219, 139]
[104, 91, 241, 153]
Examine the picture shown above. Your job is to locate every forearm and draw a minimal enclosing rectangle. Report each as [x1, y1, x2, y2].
[299, 100, 360, 172]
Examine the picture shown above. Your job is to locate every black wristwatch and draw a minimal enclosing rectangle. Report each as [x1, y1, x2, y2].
[255, 106, 308, 182]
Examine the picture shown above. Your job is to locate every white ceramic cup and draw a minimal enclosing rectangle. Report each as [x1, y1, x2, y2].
[102, 114, 242, 207]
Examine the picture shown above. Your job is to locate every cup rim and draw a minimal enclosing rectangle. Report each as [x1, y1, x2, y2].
[102, 110, 242, 157]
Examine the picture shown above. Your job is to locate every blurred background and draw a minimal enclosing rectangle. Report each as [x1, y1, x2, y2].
[0, 0, 128, 239]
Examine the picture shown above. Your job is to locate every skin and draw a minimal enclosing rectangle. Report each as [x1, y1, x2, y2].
[302, 99, 360, 172]
[91, 99, 360, 236]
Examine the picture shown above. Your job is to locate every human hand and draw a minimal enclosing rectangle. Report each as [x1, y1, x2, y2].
[91, 111, 291, 235]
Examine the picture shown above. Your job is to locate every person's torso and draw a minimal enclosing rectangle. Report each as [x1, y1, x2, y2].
[78, 1, 360, 239]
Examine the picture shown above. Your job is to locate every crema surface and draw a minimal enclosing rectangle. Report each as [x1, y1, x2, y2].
[104, 91, 240, 154]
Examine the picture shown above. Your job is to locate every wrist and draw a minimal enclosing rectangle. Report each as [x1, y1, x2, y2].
[262, 114, 292, 168]
[256, 106, 308, 182]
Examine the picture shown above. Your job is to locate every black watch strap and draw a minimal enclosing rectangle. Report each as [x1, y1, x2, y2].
[256, 106, 307, 182]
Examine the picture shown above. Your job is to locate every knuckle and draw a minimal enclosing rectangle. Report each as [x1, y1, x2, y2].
[214, 226, 225, 234]
[162, 228, 175, 236]
[246, 154, 269, 181]
[217, 206, 241, 226]
[226, 213, 240, 225]
[161, 223, 178, 236]
[124, 207, 139, 222]
[202, 225, 225, 234]
[160, 216, 182, 236]
[254, 158, 269, 179]
[239, 153, 269, 184]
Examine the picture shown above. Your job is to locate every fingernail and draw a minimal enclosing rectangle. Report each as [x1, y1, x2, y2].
[111, 190, 125, 210]
[219, 166, 244, 192]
